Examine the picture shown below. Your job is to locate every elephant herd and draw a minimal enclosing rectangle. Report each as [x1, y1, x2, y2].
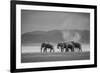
[41, 41, 82, 53]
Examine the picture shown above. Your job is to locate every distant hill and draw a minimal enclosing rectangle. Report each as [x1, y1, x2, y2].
[22, 30, 90, 45]
[22, 30, 63, 44]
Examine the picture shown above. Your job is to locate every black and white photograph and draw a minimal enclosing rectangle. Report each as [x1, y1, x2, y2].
[21, 10, 90, 63]
[11, 1, 97, 72]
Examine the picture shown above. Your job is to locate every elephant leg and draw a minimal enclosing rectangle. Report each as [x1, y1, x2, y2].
[60, 48, 61, 52]
[43, 48, 45, 53]
[79, 47, 82, 52]
[44, 48, 47, 53]
[52, 48, 54, 52]
[71, 47, 74, 52]
[60, 49, 62, 52]
[41, 48, 43, 53]
[46, 48, 48, 53]
[61, 48, 63, 52]
[65, 48, 68, 52]
[41, 48, 42, 53]
[50, 49, 52, 52]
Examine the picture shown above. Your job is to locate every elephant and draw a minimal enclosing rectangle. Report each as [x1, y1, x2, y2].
[41, 43, 54, 53]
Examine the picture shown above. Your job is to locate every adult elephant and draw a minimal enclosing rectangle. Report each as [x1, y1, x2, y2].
[57, 42, 65, 52]
[64, 42, 74, 52]
[57, 42, 74, 52]
[41, 43, 54, 53]
[71, 41, 82, 52]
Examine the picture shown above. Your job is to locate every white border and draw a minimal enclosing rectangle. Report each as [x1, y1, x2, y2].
[16, 4, 94, 69]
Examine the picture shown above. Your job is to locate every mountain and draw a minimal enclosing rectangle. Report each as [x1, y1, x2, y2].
[21, 30, 90, 45]
[22, 30, 64, 44]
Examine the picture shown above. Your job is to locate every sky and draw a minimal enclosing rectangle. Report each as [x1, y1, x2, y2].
[21, 10, 90, 34]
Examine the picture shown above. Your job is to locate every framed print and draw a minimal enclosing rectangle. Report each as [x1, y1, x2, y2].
[10, 0, 97, 72]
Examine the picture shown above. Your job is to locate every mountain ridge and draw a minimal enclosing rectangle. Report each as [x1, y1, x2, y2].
[21, 30, 90, 45]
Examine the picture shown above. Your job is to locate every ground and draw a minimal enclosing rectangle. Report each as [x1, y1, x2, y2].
[21, 44, 90, 63]
[21, 52, 90, 63]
